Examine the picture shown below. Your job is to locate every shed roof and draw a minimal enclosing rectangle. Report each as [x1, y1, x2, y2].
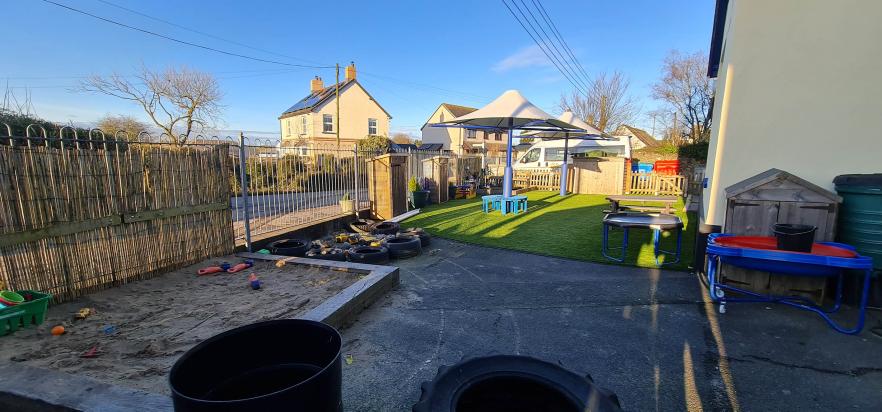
[725, 168, 841, 202]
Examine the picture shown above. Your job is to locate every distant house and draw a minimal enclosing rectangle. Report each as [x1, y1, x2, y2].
[700, 0, 880, 231]
[278, 63, 392, 149]
[420, 103, 508, 155]
[615, 125, 659, 150]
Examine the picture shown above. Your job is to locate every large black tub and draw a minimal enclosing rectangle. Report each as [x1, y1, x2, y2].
[169, 319, 342, 412]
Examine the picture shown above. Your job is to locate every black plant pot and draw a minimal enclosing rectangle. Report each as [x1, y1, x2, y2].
[412, 190, 430, 208]
[169, 319, 342, 412]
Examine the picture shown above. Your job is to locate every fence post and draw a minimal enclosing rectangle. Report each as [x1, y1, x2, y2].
[353, 148, 360, 216]
[238, 132, 252, 252]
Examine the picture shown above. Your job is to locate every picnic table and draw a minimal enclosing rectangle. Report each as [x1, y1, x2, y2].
[605, 195, 678, 214]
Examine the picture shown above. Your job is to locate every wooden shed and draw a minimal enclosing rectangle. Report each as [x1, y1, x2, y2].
[723, 168, 842, 300]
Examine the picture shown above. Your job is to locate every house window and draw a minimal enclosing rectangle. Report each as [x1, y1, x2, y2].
[439, 112, 445, 122]
[323, 114, 333, 133]
[482, 131, 489, 140]
[286, 119, 292, 136]
[300, 116, 308, 135]
[494, 132, 502, 141]
[466, 129, 477, 139]
[368, 118, 378, 135]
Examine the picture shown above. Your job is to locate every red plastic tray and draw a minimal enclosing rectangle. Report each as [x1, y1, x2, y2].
[713, 236, 857, 258]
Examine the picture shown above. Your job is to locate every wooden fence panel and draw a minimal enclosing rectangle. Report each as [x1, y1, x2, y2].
[0, 144, 233, 302]
[628, 173, 686, 196]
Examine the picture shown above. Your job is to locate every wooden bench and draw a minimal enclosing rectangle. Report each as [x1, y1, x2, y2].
[605, 195, 678, 214]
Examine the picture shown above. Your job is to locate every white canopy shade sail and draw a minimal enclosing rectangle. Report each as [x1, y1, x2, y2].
[519, 111, 610, 196]
[434, 90, 584, 132]
[430, 89, 584, 200]
[519, 111, 607, 139]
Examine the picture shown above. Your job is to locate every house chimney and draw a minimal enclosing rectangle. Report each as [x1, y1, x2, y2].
[345, 62, 356, 81]
[310, 76, 324, 93]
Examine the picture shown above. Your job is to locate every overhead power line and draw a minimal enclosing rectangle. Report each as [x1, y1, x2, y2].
[94, 0, 329, 67]
[531, 0, 593, 86]
[39, 0, 335, 69]
[37, 0, 493, 103]
[513, 0, 589, 91]
[501, 0, 588, 97]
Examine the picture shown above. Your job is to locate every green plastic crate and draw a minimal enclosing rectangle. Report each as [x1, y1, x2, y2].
[0, 290, 52, 337]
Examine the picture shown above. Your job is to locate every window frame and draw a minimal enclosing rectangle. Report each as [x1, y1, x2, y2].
[494, 132, 502, 141]
[322, 114, 333, 133]
[368, 118, 378, 135]
[300, 116, 308, 135]
[466, 129, 477, 139]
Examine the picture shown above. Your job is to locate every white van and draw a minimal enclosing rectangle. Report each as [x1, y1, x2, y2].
[514, 137, 631, 169]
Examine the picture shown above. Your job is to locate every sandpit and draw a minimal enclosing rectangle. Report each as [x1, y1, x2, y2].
[0, 256, 362, 395]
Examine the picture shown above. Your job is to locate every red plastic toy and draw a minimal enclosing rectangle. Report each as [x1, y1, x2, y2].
[227, 261, 253, 273]
[197, 266, 224, 276]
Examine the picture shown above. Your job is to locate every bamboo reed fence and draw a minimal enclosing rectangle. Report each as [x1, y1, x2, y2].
[0, 139, 234, 302]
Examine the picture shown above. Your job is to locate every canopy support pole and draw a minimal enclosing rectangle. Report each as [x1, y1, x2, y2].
[503, 125, 514, 198]
[560, 134, 569, 196]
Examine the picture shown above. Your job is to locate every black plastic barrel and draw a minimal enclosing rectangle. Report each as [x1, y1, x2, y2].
[772, 223, 816, 252]
[169, 319, 342, 412]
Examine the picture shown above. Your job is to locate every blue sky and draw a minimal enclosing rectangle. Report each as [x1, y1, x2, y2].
[3, 0, 715, 138]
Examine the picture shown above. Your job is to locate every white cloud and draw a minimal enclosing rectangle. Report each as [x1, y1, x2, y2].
[492, 45, 552, 72]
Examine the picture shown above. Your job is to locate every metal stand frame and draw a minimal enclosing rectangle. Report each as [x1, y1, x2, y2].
[706, 236, 874, 335]
[602, 224, 682, 266]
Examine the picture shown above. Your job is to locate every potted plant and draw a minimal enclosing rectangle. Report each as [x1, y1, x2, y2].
[339, 192, 354, 213]
[410, 176, 430, 208]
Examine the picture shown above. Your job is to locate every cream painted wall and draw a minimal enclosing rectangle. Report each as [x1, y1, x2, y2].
[314, 82, 389, 144]
[420, 105, 464, 153]
[280, 113, 312, 141]
[702, 0, 882, 226]
[279, 81, 390, 146]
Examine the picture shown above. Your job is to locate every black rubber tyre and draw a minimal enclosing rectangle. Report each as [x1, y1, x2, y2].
[347, 246, 390, 265]
[401, 230, 431, 247]
[385, 235, 422, 259]
[349, 219, 376, 234]
[267, 238, 310, 257]
[370, 221, 400, 235]
[305, 248, 347, 262]
[413, 355, 622, 412]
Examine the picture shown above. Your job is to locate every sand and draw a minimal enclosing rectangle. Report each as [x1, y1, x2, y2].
[0, 256, 362, 395]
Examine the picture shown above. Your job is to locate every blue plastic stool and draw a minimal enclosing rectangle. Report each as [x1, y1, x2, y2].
[500, 195, 528, 215]
[482, 195, 502, 213]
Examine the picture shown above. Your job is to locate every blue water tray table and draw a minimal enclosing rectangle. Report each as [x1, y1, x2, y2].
[706, 234, 875, 335]
[601, 212, 683, 266]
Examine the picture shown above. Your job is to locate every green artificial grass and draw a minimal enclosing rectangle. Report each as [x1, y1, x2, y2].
[403, 191, 697, 270]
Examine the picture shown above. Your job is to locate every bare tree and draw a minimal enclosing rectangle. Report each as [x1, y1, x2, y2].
[644, 109, 683, 145]
[391, 132, 414, 145]
[81, 66, 222, 145]
[558, 70, 639, 133]
[96, 114, 148, 140]
[651, 50, 714, 143]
